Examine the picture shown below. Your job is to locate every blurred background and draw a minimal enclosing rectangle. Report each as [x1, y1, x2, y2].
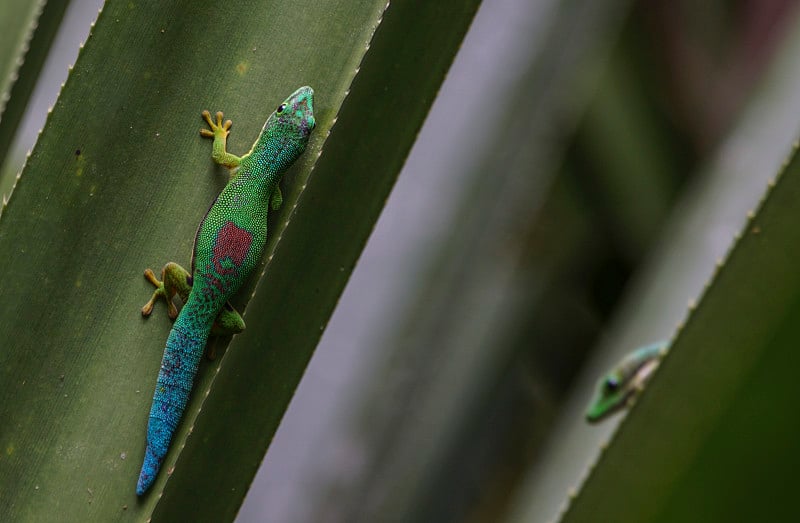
[6, 0, 799, 521]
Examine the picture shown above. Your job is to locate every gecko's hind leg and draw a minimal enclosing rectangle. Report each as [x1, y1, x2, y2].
[141, 262, 190, 319]
[142, 262, 246, 337]
[210, 300, 246, 337]
[206, 302, 246, 360]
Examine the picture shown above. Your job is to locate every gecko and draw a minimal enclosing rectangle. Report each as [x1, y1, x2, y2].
[135, 86, 315, 496]
[585, 341, 667, 423]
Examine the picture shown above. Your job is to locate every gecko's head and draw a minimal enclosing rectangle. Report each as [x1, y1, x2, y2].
[585, 369, 629, 423]
[585, 343, 666, 423]
[259, 86, 315, 171]
[267, 85, 315, 144]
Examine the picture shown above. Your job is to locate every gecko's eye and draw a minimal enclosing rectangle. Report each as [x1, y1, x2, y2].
[604, 377, 620, 392]
[276, 103, 287, 115]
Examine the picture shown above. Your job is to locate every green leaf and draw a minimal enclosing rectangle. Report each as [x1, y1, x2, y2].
[0, 0, 479, 520]
[283, 0, 649, 520]
[506, 11, 800, 523]
[561, 145, 800, 523]
[0, 0, 70, 195]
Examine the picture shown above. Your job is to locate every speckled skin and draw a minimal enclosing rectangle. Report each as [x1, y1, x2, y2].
[136, 86, 315, 495]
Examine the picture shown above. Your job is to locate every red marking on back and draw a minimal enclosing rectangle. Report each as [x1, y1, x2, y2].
[213, 221, 253, 275]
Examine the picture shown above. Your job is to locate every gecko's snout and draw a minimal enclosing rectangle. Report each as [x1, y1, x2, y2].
[289, 86, 314, 114]
[296, 86, 314, 115]
[284, 85, 315, 136]
[299, 90, 315, 136]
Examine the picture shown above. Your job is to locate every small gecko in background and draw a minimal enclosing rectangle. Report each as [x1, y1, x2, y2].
[585, 341, 667, 423]
[136, 86, 315, 495]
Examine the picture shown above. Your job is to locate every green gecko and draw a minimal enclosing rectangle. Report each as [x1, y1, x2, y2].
[585, 341, 667, 423]
[136, 86, 315, 495]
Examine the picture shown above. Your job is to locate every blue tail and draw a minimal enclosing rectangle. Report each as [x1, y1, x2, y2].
[137, 316, 208, 495]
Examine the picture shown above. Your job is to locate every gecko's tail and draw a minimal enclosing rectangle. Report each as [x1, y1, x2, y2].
[137, 444, 162, 495]
[137, 320, 208, 496]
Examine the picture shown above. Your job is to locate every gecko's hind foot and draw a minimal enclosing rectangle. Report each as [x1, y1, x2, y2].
[141, 267, 178, 319]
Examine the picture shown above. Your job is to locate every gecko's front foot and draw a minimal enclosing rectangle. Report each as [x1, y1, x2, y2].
[200, 110, 231, 139]
[200, 110, 241, 169]
[141, 265, 179, 319]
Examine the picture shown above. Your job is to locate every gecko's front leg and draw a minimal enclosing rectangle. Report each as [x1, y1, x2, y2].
[200, 110, 241, 170]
